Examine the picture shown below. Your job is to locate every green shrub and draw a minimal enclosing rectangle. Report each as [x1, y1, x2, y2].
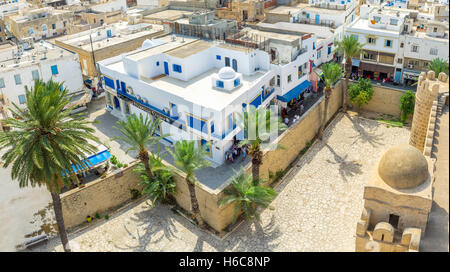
[133, 153, 176, 206]
[399, 90, 415, 123]
[95, 212, 100, 219]
[104, 215, 109, 220]
[348, 78, 374, 108]
[110, 155, 118, 165]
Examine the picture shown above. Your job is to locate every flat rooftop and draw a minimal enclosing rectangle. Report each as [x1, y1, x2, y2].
[347, 18, 401, 36]
[240, 27, 300, 43]
[104, 57, 268, 112]
[55, 23, 164, 52]
[266, 5, 304, 15]
[257, 22, 335, 39]
[0, 42, 76, 72]
[143, 9, 193, 21]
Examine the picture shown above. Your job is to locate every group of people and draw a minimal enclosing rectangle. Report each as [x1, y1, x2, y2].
[225, 143, 250, 163]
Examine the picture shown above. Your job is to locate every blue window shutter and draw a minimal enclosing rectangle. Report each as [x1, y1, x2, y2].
[216, 80, 224, 88]
[156, 61, 160, 66]
[104, 76, 115, 89]
[216, 55, 221, 60]
[234, 78, 240, 87]
[18, 95, 26, 104]
[211, 122, 215, 134]
[51, 65, 58, 75]
[121, 81, 126, 93]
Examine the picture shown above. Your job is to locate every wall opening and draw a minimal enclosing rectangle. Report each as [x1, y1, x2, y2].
[389, 214, 400, 229]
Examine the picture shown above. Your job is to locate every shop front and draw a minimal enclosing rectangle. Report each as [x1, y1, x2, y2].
[359, 62, 395, 81]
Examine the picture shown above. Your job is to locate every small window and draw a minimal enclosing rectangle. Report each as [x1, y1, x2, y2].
[14, 74, 22, 85]
[433, 27, 438, 32]
[287, 75, 292, 83]
[210, 121, 215, 134]
[51, 65, 59, 75]
[373, 16, 381, 23]
[367, 37, 376, 44]
[384, 39, 392, 47]
[430, 48, 438, 55]
[411, 45, 419, 53]
[397, 58, 403, 64]
[328, 46, 332, 55]
[32, 70, 39, 80]
[156, 61, 160, 66]
[400, 42, 404, 48]
[0, 78, 5, 88]
[18, 94, 26, 104]
[216, 55, 221, 60]
[234, 78, 240, 87]
[172, 64, 182, 73]
[390, 19, 398, 26]
[52, 23, 56, 30]
[216, 80, 224, 88]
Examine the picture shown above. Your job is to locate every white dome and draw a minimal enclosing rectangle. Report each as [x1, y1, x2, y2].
[141, 39, 154, 49]
[218, 67, 236, 80]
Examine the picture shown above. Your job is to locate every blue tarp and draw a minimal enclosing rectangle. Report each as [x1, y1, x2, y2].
[66, 150, 112, 175]
[277, 80, 311, 102]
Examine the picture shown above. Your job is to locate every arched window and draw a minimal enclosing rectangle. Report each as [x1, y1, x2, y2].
[232, 59, 238, 72]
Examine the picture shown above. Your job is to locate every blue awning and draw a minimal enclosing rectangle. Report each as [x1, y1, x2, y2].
[352, 59, 361, 67]
[277, 80, 311, 102]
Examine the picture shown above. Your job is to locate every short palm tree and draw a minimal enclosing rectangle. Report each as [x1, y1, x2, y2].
[113, 113, 168, 181]
[336, 35, 364, 111]
[0, 79, 100, 252]
[166, 140, 210, 227]
[428, 58, 449, 78]
[236, 105, 286, 185]
[133, 151, 176, 206]
[316, 63, 344, 140]
[218, 168, 277, 223]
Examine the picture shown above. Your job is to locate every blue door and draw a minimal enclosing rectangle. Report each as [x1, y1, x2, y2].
[164, 61, 169, 75]
[113, 96, 121, 110]
[315, 14, 320, 25]
[394, 70, 402, 82]
[106, 29, 112, 38]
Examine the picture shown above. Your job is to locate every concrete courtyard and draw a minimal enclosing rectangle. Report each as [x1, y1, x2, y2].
[30, 111, 424, 252]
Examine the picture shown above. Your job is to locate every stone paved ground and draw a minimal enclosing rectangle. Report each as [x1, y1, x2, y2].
[30, 112, 411, 252]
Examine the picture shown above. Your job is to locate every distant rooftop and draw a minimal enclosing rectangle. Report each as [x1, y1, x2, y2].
[347, 18, 401, 36]
[55, 22, 164, 52]
[0, 41, 76, 72]
[257, 22, 335, 39]
[143, 9, 193, 21]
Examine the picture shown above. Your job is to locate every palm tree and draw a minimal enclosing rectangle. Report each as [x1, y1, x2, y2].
[218, 168, 277, 223]
[236, 105, 286, 185]
[166, 140, 210, 227]
[316, 63, 344, 140]
[113, 113, 168, 181]
[133, 151, 176, 206]
[428, 58, 449, 77]
[0, 79, 100, 252]
[336, 35, 364, 111]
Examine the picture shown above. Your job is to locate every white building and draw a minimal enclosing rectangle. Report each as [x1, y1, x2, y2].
[90, 0, 127, 13]
[0, 41, 85, 106]
[346, 7, 410, 82]
[293, 0, 358, 28]
[98, 34, 312, 165]
[0, 0, 28, 18]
